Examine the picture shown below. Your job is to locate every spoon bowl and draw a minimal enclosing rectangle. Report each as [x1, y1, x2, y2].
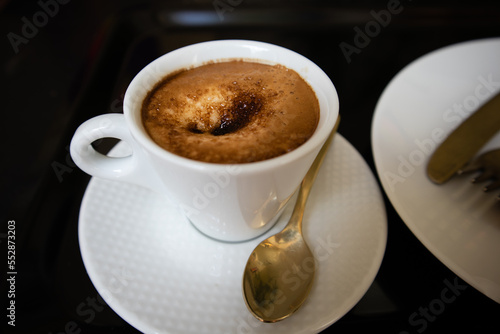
[242, 226, 315, 322]
[242, 116, 340, 323]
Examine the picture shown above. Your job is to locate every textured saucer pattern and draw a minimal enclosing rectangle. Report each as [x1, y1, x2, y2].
[79, 134, 387, 334]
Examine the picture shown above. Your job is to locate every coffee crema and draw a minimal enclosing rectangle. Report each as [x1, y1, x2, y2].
[141, 60, 319, 163]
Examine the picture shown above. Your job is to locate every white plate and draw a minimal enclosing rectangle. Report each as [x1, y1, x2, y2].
[78, 134, 387, 334]
[372, 38, 500, 303]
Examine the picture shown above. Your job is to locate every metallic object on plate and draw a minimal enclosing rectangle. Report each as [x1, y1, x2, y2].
[458, 148, 500, 198]
[242, 116, 340, 323]
[427, 91, 500, 184]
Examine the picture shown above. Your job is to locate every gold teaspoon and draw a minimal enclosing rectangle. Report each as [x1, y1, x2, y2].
[242, 116, 340, 323]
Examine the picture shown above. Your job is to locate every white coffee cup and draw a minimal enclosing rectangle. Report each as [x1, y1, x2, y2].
[70, 40, 339, 242]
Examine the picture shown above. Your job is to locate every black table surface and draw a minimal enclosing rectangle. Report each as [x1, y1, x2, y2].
[1, 1, 500, 333]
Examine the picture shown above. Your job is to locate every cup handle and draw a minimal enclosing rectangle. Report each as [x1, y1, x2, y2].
[70, 113, 164, 193]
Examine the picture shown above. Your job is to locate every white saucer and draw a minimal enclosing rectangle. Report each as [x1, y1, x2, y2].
[372, 38, 500, 303]
[78, 134, 387, 334]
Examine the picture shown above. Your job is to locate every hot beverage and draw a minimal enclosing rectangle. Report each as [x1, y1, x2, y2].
[141, 60, 319, 163]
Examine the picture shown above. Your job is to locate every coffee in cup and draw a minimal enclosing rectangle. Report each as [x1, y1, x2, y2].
[70, 40, 339, 242]
[141, 60, 320, 163]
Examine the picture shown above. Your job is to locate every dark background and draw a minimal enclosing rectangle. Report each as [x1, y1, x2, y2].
[1, 0, 500, 333]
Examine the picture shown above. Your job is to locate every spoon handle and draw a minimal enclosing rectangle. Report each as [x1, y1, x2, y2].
[286, 116, 341, 233]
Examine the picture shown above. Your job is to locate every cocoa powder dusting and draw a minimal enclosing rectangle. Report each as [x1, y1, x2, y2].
[142, 60, 319, 163]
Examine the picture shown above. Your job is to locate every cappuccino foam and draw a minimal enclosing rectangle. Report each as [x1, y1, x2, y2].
[141, 60, 319, 163]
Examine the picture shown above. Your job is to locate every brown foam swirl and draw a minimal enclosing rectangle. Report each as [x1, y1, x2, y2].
[141, 60, 319, 163]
